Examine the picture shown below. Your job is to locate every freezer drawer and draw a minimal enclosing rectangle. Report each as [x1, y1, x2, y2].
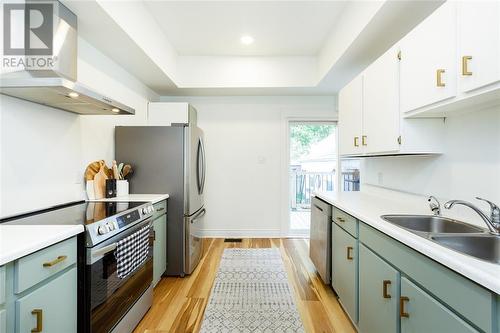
[309, 196, 333, 284]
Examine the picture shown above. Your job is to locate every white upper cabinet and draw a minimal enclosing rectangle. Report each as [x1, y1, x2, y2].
[458, 1, 500, 93]
[400, 2, 457, 114]
[338, 45, 443, 157]
[339, 75, 363, 156]
[363, 46, 400, 154]
[148, 102, 194, 125]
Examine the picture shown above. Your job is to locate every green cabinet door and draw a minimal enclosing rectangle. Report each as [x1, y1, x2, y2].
[153, 214, 167, 287]
[400, 277, 478, 333]
[0, 309, 5, 333]
[16, 267, 77, 333]
[359, 244, 399, 333]
[332, 223, 358, 323]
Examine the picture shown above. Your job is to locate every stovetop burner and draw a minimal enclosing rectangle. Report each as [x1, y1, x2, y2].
[0, 200, 155, 247]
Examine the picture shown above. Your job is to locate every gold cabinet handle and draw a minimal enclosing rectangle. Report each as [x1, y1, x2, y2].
[436, 69, 446, 87]
[42, 255, 67, 267]
[383, 280, 391, 299]
[354, 136, 359, 147]
[362, 135, 367, 146]
[31, 309, 43, 332]
[400, 296, 410, 318]
[462, 56, 472, 76]
[346, 246, 354, 260]
[336, 217, 345, 223]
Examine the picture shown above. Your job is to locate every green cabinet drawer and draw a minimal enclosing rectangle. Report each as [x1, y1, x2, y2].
[153, 214, 167, 287]
[0, 309, 5, 333]
[0, 266, 5, 305]
[16, 266, 77, 333]
[360, 223, 494, 333]
[332, 223, 358, 323]
[15, 237, 77, 294]
[359, 244, 399, 333]
[333, 207, 358, 238]
[153, 200, 167, 220]
[400, 277, 477, 333]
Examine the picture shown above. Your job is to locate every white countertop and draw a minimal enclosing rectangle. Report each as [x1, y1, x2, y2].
[0, 224, 83, 266]
[314, 190, 500, 294]
[88, 194, 169, 204]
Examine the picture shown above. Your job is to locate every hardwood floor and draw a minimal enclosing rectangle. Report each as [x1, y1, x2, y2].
[133, 238, 356, 333]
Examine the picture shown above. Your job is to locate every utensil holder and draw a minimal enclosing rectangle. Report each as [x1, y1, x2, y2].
[116, 180, 129, 197]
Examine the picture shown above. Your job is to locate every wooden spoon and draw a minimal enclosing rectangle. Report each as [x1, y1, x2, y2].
[122, 164, 132, 179]
[112, 160, 120, 180]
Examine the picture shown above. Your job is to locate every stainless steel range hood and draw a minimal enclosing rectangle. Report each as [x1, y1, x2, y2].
[0, 0, 135, 115]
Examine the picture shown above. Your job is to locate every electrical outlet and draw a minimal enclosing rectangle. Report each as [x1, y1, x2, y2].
[377, 172, 384, 185]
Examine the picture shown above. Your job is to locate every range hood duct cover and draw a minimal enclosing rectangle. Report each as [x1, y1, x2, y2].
[0, 0, 134, 115]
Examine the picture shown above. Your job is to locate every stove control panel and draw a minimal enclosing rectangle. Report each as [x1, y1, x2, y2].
[86, 202, 155, 246]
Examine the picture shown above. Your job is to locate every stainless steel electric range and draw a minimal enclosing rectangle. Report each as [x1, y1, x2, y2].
[1, 200, 155, 333]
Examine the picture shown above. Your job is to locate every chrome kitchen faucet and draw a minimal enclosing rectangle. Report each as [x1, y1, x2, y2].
[444, 197, 500, 235]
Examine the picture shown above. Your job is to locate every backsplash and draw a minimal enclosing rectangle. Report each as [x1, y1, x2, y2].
[362, 105, 500, 206]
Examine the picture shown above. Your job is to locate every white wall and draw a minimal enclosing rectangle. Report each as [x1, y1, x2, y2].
[362, 106, 500, 209]
[0, 95, 84, 216]
[0, 37, 158, 218]
[161, 96, 336, 237]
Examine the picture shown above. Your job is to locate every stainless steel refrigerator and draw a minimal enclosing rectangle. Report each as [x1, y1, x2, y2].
[115, 120, 206, 276]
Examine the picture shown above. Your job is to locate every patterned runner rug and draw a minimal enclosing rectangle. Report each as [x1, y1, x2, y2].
[200, 248, 305, 333]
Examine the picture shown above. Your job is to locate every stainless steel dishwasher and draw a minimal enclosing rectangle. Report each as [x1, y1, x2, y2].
[309, 196, 333, 284]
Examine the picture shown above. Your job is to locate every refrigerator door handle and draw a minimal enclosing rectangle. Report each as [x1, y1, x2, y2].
[191, 208, 206, 223]
[200, 137, 206, 194]
[196, 138, 203, 194]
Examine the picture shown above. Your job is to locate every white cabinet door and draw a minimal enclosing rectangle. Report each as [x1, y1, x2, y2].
[400, 2, 457, 113]
[339, 75, 363, 156]
[148, 102, 190, 125]
[458, 1, 500, 93]
[363, 46, 400, 154]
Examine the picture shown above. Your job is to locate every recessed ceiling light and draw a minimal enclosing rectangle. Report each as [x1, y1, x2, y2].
[111, 108, 120, 113]
[68, 92, 79, 98]
[240, 35, 254, 45]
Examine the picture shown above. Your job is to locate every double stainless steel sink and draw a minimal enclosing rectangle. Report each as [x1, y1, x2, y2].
[381, 215, 500, 264]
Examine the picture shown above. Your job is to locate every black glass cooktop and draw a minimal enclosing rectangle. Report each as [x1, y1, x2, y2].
[0, 201, 148, 226]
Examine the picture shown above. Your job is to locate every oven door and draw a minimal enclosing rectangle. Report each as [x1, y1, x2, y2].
[85, 219, 153, 333]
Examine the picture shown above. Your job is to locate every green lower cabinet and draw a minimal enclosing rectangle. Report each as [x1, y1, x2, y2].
[153, 213, 167, 287]
[400, 277, 478, 333]
[359, 244, 399, 333]
[16, 266, 77, 333]
[0, 308, 6, 333]
[332, 223, 358, 323]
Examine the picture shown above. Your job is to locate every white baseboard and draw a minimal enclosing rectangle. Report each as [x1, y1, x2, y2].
[199, 228, 282, 238]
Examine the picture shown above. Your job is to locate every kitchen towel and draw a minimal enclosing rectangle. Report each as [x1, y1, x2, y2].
[115, 225, 150, 279]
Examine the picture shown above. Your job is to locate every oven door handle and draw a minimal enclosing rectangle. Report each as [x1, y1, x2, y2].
[91, 243, 117, 257]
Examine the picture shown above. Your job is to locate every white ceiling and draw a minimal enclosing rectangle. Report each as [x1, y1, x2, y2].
[64, 0, 443, 95]
[143, 1, 346, 56]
